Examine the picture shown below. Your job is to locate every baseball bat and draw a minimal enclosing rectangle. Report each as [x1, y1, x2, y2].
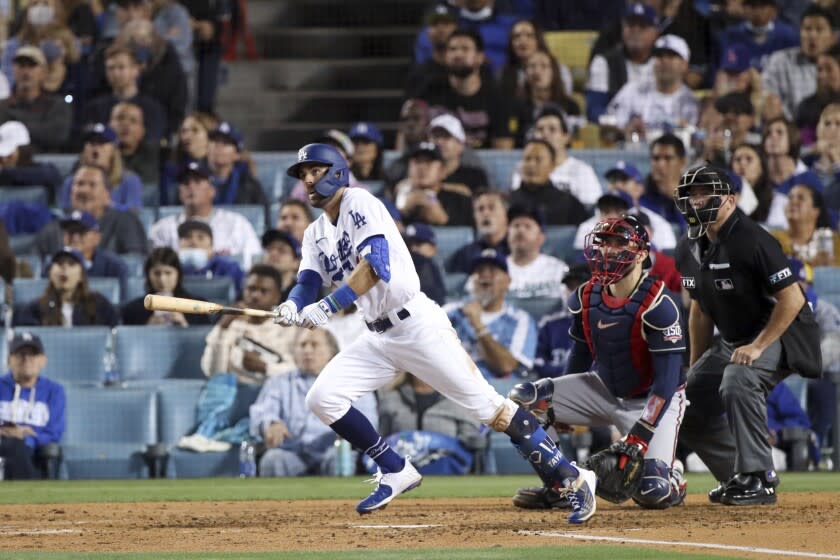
[143, 294, 277, 318]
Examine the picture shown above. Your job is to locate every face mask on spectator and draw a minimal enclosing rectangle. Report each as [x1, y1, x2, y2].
[28, 5, 55, 26]
[178, 248, 209, 269]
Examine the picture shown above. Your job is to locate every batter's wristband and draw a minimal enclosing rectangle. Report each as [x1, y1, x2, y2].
[628, 421, 655, 445]
[325, 284, 358, 313]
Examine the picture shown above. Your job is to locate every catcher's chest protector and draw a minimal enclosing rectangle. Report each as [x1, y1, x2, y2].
[581, 276, 663, 398]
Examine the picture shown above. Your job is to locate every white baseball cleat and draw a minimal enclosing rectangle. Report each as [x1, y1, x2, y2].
[566, 465, 597, 524]
[356, 458, 422, 514]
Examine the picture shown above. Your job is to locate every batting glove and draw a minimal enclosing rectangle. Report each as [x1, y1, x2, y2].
[299, 300, 333, 329]
[273, 301, 301, 327]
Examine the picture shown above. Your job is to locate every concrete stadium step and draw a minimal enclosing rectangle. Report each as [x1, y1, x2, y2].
[254, 123, 399, 151]
[254, 26, 417, 59]
[248, 0, 429, 28]
[219, 89, 403, 122]
[222, 58, 412, 92]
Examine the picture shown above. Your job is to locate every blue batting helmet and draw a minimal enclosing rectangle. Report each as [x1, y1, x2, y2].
[286, 143, 350, 197]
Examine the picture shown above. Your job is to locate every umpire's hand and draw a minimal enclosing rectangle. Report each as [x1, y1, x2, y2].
[731, 342, 763, 366]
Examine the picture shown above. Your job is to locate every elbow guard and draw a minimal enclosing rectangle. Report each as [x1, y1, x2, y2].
[358, 235, 391, 282]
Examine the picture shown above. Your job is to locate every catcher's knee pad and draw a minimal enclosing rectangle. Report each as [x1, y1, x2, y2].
[632, 459, 675, 509]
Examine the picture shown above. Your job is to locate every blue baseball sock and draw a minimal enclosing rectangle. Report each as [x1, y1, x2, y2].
[330, 407, 405, 474]
[505, 407, 579, 484]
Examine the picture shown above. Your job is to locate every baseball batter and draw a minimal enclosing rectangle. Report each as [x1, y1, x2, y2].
[510, 215, 687, 510]
[273, 143, 597, 522]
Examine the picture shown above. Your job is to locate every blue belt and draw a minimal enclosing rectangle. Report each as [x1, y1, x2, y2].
[366, 308, 411, 333]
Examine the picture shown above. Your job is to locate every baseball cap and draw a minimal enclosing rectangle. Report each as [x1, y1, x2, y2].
[429, 114, 466, 143]
[507, 204, 545, 230]
[605, 161, 643, 183]
[404, 223, 437, 246]
[177, 220, 213, 240]
[624, 2, 657, 25]
[176, 160, 212, 183]
[261, 228, 302, 258]
[720, 44, 751, 73]
[60, 210, 99, 232]
[469, 248, 508, 274]
[82, 122, 117, 144]
[426, 3, 457, 24]
[597, 193, 631, 213]
[348, 122, 384, 145]
[13, 45, 46, 66]
[653, 34, 691, 61]
[0, 121, 30, 158]
[409, 141, 443, 161]
[50, 247, 85, 268]
[209, 121, 244, 150]
[315, 129, 355, 157]
[8, 331, 44, 355]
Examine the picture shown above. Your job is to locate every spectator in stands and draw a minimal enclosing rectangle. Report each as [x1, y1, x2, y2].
[149, 0, 195, 109]
[406, 6, 457, 99]
[110, 101, 159, 185]
[763, 117, 824, 194]
[505, 205, 568, 300]
[386, 98, 431, 187]
[763, 4, 838, 122]
[14, 247, 119, 327]
[160, 111, 218, 204]
[81, 44, 166, 144]
[513, 50, 580, 146]
[36, 164, 148, 258]
[0, 332, 65, 480]
[207, 122, 267, 206]
[730, 143, 783, 227]
[714, 43, 763, 101]
[767, 380, 821, 470]
[511, 105, 602, 207]
[58, 123, 144, 212]
[0, 46, 71, 152]
[0, 120, 62, 198]
[632, 210, 682, 294]
[796, 44, 840, 143]
[0, 0, 81, 93]
[260, 229, 300, 302]
[429, 113, 490, 192]
[348, 122, 385, 183]
[250, 328, 377, 477]
[499, 19, 553, 101]
[640, 133, 687, 229]
[404, 222, 446, 306]
[509, 139, 588, 226]
[418, 30, 514, 149]
[275, 199, 312, 244]
[394, 142, 474, 227]
[444, 248, 537, 379]
[377, 372, 483, 475]
[149, 161, 261, 268]
[121, 246, 211, 325]
[771, 183, 840, 265]
[606, 34, 699, 138]
[58, 210, 128, 299]
[177, 220, 244, 293]
[700, 92, 761, 167]
[181, 0, 229, 112]
[809, 103, 840, 208]
[445, 190, 509, 273]
[585, 3, 658, 123]
[201, 265, 297, 385]
[718, 0, 799, 73]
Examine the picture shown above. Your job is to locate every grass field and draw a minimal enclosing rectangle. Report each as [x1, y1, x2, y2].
[0, 472, 838, 559]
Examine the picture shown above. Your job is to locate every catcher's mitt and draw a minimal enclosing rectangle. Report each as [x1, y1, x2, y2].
[584, 442, 644, 504]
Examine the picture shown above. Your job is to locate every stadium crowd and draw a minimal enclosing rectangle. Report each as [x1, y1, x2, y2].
[0, 0, 837, 480]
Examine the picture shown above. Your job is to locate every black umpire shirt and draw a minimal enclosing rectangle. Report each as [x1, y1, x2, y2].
[674, 208, 797, 344]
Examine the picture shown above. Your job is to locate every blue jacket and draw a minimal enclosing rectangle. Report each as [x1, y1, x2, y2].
[716, 20, 799, 73]
[414, 11, 517, 71]
[0, 372, 66, 449]
[767, 382, 810, 433]
[182, 255, 245, 294]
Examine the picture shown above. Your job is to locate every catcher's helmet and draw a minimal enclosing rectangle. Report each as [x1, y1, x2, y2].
[286, 143, 350, 197]
[583, 214, 650, 286]
[674, 165, 735, 238]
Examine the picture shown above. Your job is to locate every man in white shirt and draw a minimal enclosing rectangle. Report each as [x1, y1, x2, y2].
[506, 205, 569, 301]
[606, 34, 699, 137]
[511, 105, 603, 206]
[148, 161, 261, 268]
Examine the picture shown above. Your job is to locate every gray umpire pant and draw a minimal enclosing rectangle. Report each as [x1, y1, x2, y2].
[679, 338, 785, 482]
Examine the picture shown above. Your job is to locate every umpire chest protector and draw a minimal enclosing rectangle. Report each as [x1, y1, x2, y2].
[579, 275, 663, 398]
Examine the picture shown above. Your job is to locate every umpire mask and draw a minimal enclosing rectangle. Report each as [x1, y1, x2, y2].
[674, 165, 734, 239]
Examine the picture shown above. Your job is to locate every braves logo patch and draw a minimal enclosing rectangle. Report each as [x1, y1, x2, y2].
[663, 324, 683, 343]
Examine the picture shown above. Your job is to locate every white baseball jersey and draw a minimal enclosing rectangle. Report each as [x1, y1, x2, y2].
[299, 188, 420, 322]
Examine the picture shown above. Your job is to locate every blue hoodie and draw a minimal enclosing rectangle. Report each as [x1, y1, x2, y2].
[0, 373, 66, 449]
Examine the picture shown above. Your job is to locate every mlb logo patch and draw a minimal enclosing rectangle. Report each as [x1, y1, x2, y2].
[682, 277, 695, 289]
[714, 278, 735, 291]
[663, 324, 683, 343]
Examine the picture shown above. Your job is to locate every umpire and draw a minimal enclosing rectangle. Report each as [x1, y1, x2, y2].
[674, 165, 820, 506]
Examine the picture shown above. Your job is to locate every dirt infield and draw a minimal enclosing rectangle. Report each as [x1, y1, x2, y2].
[1, 493, 838, 557]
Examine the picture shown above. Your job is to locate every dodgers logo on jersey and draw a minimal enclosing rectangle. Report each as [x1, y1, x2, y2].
[320, 231, 356, 282]
[349, 209, 367, 229]
[663, 324, 683, 343]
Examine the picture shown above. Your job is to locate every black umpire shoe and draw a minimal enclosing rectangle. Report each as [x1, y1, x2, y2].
[708, 481, 727, 504]
[720, 472, 779, 506]
[513, 486, 572, 509]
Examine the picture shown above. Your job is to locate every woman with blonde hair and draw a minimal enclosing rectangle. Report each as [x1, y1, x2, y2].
[809, 103, 840, 209]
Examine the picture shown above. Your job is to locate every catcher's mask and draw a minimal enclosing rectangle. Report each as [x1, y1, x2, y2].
[583, 215, 650, 286]
[674, 165, 734, 239]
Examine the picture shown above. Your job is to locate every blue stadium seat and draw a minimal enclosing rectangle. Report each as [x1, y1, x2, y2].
[168, 447, 240, 478]
[124, 276, 146, 301]
[114, 325, 213, 382]
[156, 379, 205, 445]
[822, 292, 840, 309]
[252, 152, 297, 201]
[543, 226, 578, 260]
[814, 267, 840, 296]
[138, 207, 157, 232]
[62, 386, 158, 479]
[0, 185, 49, 205]
[21, 326, 110, 385]
[444, 272, 468, 299]
[15, 254, 43, 278]
[474, 150, 521, 190]
[183, 277, 236, 303]
[509, 297, 563, 323]
[121, 253, 146, 277]
[35, 154, 76, 176]
[433, 226, 473, 264]
[158, 205, 183, 221]
[9, 234, 37, 255]
[90, 277, 121, 305]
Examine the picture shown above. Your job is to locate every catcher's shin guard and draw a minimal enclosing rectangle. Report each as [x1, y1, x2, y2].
[506, 408, 579, 485]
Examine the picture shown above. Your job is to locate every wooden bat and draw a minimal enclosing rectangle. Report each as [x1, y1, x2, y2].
[143, 294, 278, 318]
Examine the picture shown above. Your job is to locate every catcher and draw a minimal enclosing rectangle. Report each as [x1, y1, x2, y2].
[510, 215, 687, 510]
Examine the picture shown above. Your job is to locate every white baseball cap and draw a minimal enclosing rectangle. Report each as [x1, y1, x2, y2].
[0, 121, 31, 157]
[429, 114, 466, 144]
[653, 34, 691, 62]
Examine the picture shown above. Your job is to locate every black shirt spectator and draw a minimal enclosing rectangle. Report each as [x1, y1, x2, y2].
[110, 101, 159, 185]
[180, 0, 228, 112]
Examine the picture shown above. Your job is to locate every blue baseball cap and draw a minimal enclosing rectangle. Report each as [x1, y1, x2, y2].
[60, 210, 99, 232]
[50, 246, 85, 268]
[507, 205, 545, 230]
[720, 43, 751, 73]
[82, 122, 117, 144]
[261, 228, 301, 258]
[8, 331, 44, 355]
[624, 2, 657, 25]
[176, 160, 213, 183]
[209, 121, 244, 150]
[605, 161, 644, 183]
[405, 223, 436, 246]
[348, 122, 384, 146]
[470, 248, 508, 274]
